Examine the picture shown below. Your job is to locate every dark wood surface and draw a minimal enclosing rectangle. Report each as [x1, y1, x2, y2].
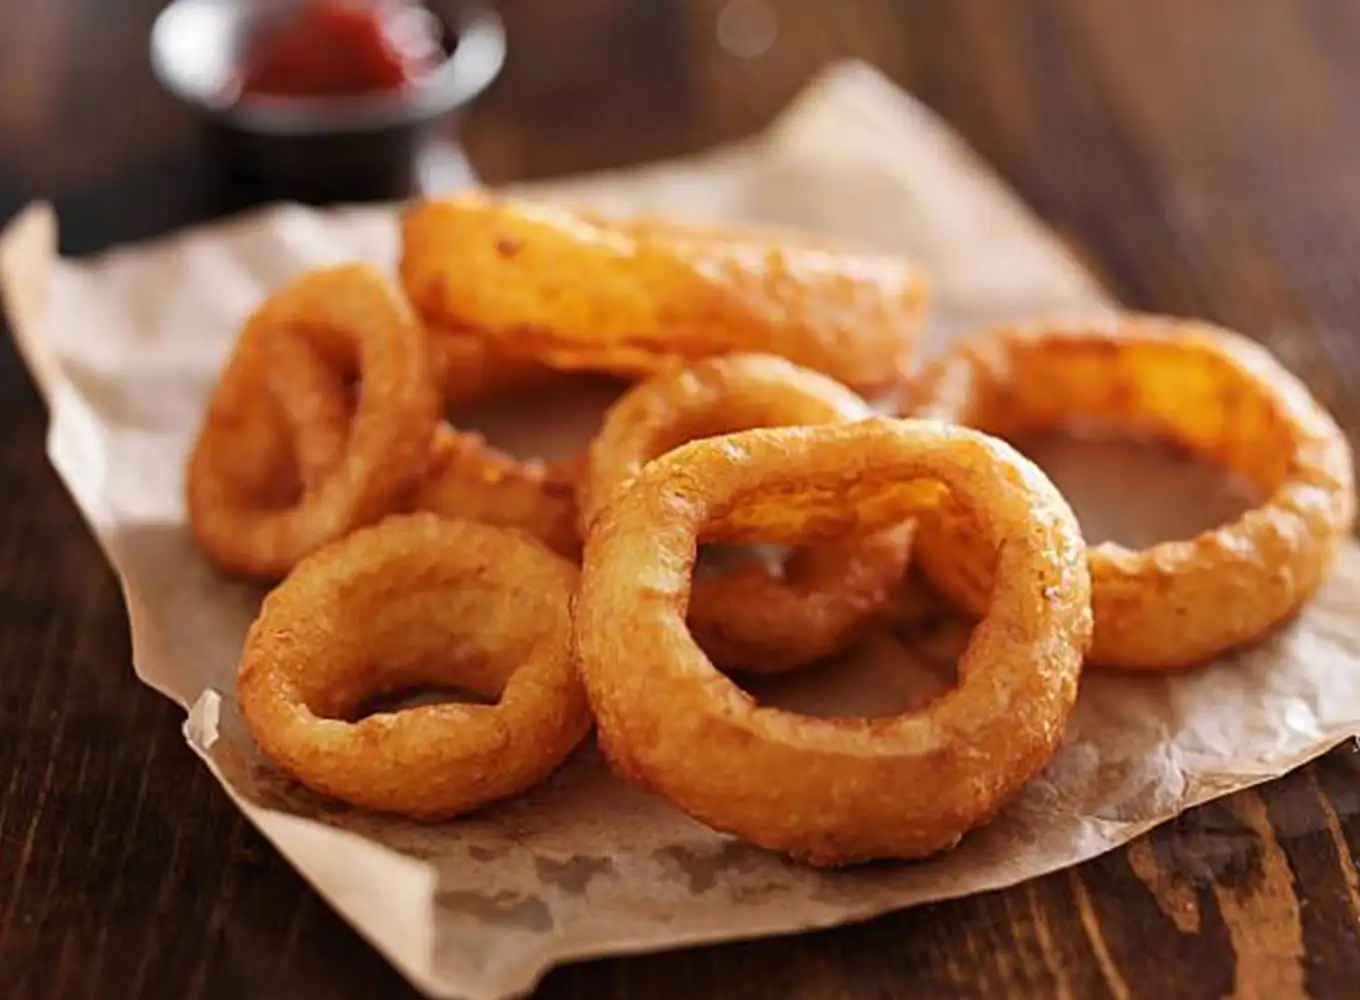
[3, 1, 1360, 998]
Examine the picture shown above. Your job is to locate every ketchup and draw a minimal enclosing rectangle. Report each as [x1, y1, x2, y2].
[237, 1, 445, 99]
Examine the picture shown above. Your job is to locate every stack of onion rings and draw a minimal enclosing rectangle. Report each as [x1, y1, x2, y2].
[237, 514, 589, 819]
[196, 193, 1355, 869]
[576, 418, 1091, 865]
[905, 316, 1356, 669]
[583, 354, 913, 672]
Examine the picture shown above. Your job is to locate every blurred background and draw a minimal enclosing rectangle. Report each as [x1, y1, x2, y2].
[1, 0, 1358, 395]
[3, 1, 1354, 272]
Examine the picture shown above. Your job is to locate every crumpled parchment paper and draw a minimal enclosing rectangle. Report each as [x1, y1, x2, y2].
[2, 62, 1358, 1000]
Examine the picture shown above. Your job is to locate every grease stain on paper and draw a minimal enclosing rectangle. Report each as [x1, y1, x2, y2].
[533, 854, 615, 894]
[437, 890, 555, 934]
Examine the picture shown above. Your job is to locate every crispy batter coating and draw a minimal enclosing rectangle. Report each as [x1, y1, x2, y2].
[187, 265, 439, 579]
[245, 297, 582, 559]
[398, 194, 929, 394]
[576, 418, 1091, 866]
[261, 327, 354, 491]
[412, 428, 582, 559]
[906, 315, 1357, 669]
[237, 514, 589, 819]
[583, 354, 912, 672]
[427, 323, 562, 407]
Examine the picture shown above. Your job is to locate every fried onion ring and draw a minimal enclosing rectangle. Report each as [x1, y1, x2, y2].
[243, 293, 582, 559]
[583, 354, 913, 672]
[906, 316, 1357, 669]
[261, 352, 583, 563]
[398, 194, 929, 394]
[266, 321, 557, 483]
[187, 265, 439, 579]
[237, 513, 589, 819]
[576, 418, 1091, 866]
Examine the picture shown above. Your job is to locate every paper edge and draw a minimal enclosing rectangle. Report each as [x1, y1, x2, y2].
[181, 690, 454, 996]
[0, 200, 62, 404]
[465, 734, 1360, 1000]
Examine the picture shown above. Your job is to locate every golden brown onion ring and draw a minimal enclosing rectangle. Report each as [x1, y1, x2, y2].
[237, 513, 589, 820]
[398, 194, 929, 395]
[187, 265, 439, 579]
[583, 354, 913, 672]
[906, 316, 1357, 670]
[576, 418, 1091, 866]
[252, 298, 582, 559]
[266, 321, 557, 486]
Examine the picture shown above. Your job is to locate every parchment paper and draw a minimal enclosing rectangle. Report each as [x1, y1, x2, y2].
[3, 62, 1360, 1000]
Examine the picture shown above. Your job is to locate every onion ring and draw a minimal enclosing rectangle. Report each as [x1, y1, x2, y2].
[906, 316, 1357, 669]
[241, 288, 582, 559]
[398, 194, 929, 394]
[220, 269, 582, 560]
[271, 320, 561, 428]
[576, 418, 1091, 866]
[583, 354, 913, 672]
[266, 322, 555, 487]
[187, 265, 439, 579]
[236, 513, 589, 820]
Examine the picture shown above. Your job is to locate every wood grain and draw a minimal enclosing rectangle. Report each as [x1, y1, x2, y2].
[1, 1, 1359, 998]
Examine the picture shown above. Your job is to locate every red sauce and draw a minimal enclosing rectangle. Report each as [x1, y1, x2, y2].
[237, 1, 444, 99]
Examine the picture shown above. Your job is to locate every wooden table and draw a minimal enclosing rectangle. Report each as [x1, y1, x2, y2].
[2, 2, 1359, 997]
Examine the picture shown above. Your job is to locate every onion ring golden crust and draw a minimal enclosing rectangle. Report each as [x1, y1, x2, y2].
[398, 195, 929, 394]
[411, 428, 582, 559]
[583, 354, 913, 672]
[576, 418, 1092, 866]
[244, 298, 581, 559]
[208, 384, 305, 510]
[267, 323, 558, 470]
[236, 513, 589, 820]
[428, 323, 561, 408]
[187, 265, 439, 579]
[906, 316, 1357, 670]
[261, 327, 354, 492]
